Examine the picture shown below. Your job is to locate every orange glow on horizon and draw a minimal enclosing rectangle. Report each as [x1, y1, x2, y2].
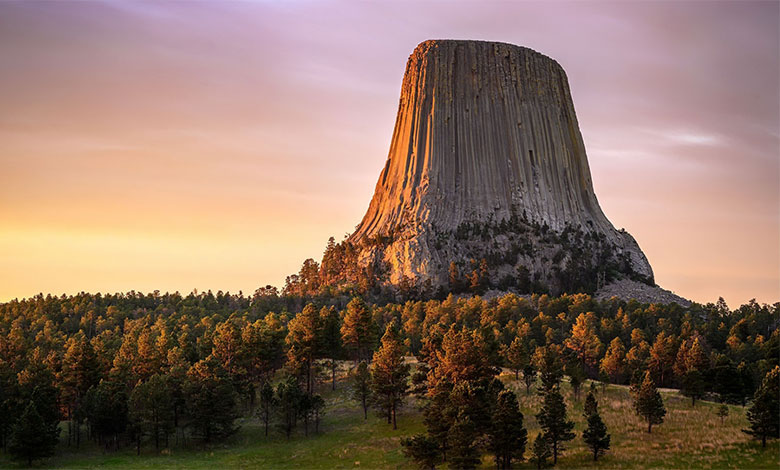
[1, 1, 777, 307]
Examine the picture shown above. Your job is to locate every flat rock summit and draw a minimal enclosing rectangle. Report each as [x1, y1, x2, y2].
[310, 40, 665, 299]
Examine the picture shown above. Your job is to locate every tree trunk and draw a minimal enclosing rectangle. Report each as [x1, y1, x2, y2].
[553, 440, 558, 464]
[307, 359, 312, 396]
[648, 420, 652, 433]
[762, 434, 766, 448]
[392, 403, 397, 430]
[332, 360, 337, 390]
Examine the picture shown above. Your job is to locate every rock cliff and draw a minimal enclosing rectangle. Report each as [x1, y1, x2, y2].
[343, 40, 653, 295]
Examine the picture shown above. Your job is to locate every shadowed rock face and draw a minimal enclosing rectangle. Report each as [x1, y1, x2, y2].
[349, 40, 653, 291]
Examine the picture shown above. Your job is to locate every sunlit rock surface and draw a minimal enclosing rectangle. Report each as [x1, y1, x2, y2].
[349, 40, 653, 291]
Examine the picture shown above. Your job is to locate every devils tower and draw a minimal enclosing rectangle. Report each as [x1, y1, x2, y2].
[313, 40, 654, 297]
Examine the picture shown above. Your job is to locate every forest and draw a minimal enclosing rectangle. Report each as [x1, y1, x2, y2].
[0, 288, 777, 468]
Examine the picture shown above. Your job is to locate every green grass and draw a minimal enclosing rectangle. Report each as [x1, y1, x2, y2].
[2, 371, 777, 469]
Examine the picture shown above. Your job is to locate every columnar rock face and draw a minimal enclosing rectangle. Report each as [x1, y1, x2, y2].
[348, 40, 653, 292]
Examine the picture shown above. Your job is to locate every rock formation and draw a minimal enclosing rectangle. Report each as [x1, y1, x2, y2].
[324, 40, 654, 296]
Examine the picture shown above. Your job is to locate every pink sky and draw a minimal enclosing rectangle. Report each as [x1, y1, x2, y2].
[1, 1, 777, 307]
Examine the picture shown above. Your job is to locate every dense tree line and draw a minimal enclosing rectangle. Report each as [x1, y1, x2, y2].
[0, 289, 777, 465]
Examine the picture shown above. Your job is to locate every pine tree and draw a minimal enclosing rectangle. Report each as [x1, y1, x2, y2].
[258, 381, 276, 436]
[401, 434, 441, 470]
[447, 410, 482, 470]
[582, 392, 610, 461]
[448, 262, 462, 293]
[351, 361, 371, 420]
[647, 332, 676, 387]
[422, 381, 453, 461]
[522, 364, 536, 395]
[341, 297, 374, 363]
[488, 389, 528, 469]
[533, 345, 563, 394]
[370, 321, 410, 429]
[680, 369, 706, 406]
[716, 404, 729, 425]
[286, 304, 320, 395]
[536, 384, 575, 465]
[742, 366, 780, 448]
[61, 336, 101, 448]
[632, 371, 666, 433]
[85, 379, 128, 451]
[584, 391, 598, 417]
[8, 400, 59, 466]
[501, 337, 527, 380]
[600, 337, 626, 384]
[566, 361, 586, 401]
[564, 313, 603, 372]
[310, 394, 325, 433]
[184, 358, 240, 443]
[319, 306, 342, 390]
[129, 374, 175, 452]
[530, 434, 551, 470]
[275, 374, 304, 439]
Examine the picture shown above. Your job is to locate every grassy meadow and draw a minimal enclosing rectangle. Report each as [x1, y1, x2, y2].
[2, 364, 777, 469]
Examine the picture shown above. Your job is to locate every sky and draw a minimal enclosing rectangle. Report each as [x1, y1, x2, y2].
[1, 1, 778, 307]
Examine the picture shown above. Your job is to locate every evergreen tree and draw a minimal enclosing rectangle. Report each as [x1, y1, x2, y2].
[712, 360, 749, 405]
[447, 410, 482, 470]
[401, 434, 441, 470]
[351, 361, 371, 420]
[632, 371, 666, 433]
[258, 381, 276, 437]
[449, 262, 462, 293]
[85, 379, 128, 451]
[536, 384, 575, 465]
[129, 374, 174, 452]
[275, 374, 304, 439]
[647, 332, 676, 387]
[319, 306, 342, 390]
[286, 304, 320, 395]
[680, 369, 706, 406]
[370, 321, 410, 429]
[0, 361, 18, 451]
[566, 361, 586, 401]
[532, 345, 563, 394]
[582, 392, 610, 461]
[584, 391, 598, 417]
[530, 434, 551, 470]
[564, 313, 603, 372]
[8, 400, 59, 466]
[310, 394, 325, 433]
[501, 337, 528, 380]
[488, 389, 528, 469]
[184, 358, 240, 443]
[600, 337, 626, 384]
[210, 322, 251, 402]
[422, 380, 454, 461]
[522, 364, 536, 395]
[742, 366, 780, 448]
[61, 336, 101, 448]
[716, 404, 729, 424]
[341, 297, 374, 363]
